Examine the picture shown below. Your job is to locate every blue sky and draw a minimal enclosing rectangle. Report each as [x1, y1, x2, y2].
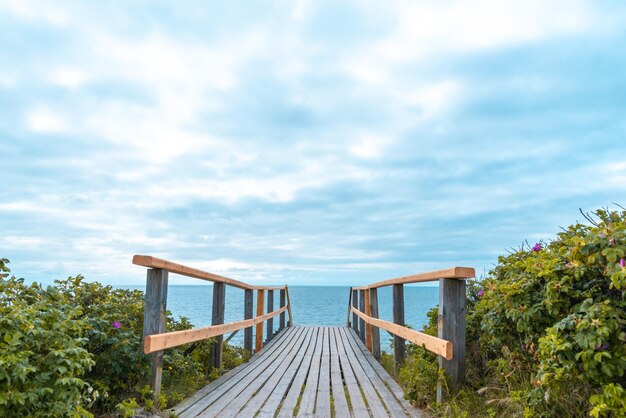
[1, 0, 625, 286]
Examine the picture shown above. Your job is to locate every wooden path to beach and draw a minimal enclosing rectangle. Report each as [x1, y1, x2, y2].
[133, 255, 474, 417]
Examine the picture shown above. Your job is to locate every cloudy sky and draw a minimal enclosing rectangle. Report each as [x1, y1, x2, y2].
[1, 1, 625, 286]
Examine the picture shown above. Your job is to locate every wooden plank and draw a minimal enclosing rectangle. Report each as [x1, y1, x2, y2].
[143, 268, 168, 400]
[267, 290, 274, 342]
[346, 287, 353, 326]
[133, 255, 254, 290]
[352, 289, 359, 333]
[437, 278, 466, 403]
[296, 325, 325, 417]
[244, 289, 253, 352]
[222, 327, 311, 418]
[342, 327, 410, 418]
[256, 289, 265, 353]
[369, 288, 380, 358]
[144, 305, 288, 353]
[364, 290, 373, 352]
[338, 327, 389, 418]
[256, 327, 315, 418]
[210, 282, 226, 370]
[285, 285, 293, 326]
[348, 328, 423, 418]
[171, 327, 294, 417]
[351, 306, 451, 360]
[181, 327, 302, 418]
[280, 289, 286, 330]
[329, 327, 350, 418]
[352, 267, 475, 289]
[359, 289, 366, 342]
[315, 327, 332, 417]
[393, 284, 406, 369]
[333, 327, 368, 417]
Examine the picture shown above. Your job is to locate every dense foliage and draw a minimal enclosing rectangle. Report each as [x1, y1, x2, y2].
[399, 208, 626, 417]
[0, 259, 247, 417]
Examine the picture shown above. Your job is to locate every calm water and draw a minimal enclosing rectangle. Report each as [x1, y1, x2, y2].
[119, 285, 439, 352]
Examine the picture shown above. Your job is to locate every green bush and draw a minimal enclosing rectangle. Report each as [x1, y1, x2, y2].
[400, 208, 626, 417]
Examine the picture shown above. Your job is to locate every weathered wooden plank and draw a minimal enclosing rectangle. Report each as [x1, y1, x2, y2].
[315, 327, 332, 417]
[333, 327, 369, 417]
[296, 325, 324, 417]
[172, 327, 293, 417]
[352, 289, 359, 333]
[185, 327, 303, 418]
[143, 268, 168, 400]
[359, 289, 366, 342]
[364, 290, 373, 352]
[329, 327, 351, 418]
[338, 327, 389, 418]
[280, 289, 286, 330]
[352, 267, 475, 289]
[393, 284, 405, 370]
[285, 285, 293, 326]
[210, 282, 226, 370]
[342, 328, 410, 418]
[256, 328, 315, 418]
[267, 290, 274, 342]
[276, 327, 320, 418]
[256, 289, 265, 353]
[369, 288, 381, 358]
[244, 289, 253, 352]
[437, 278, 466, 403]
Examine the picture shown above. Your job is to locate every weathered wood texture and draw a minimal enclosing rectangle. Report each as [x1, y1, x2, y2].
[358, 289, 366, 341]
[255, 290, 265, 353]
[393, 284, 405, 369]
[210, 283, 226, 370]
[244, 289, 253, 352]
[352, 288, 359, 332]
[279, 289, 286, 330]
[437, 278, 466, 403]
[267, 290, 274, 342]
[143, 268, 168, 399]
[352, 266, 475, 289]
[369, 287, 381, 358]
[171, 326, 423, 418]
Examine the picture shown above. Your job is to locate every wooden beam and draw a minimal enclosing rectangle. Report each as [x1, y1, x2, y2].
[285, 285, 293, 326]
[346, 287, 353, 327]
[352, 267, 475, 290]
[209, 282, 225, 370]
[133, 255, 254, 290]
[256, 289, 265, 352]
[437, 278, 466, 403]
[393, 284, 405, 370]
[364, 289, 373, 352]
[358, 289, 366, 342]
[142, 268, 168, 400]
[351, 289, 358, 333]
[144, 305, 288, 353]
[244, 289, 253, 352]
[351, 306, 452, 360]
[279, 289, 286, 330]
[267, 290, 274, 342]
[369, 288, 380, 358]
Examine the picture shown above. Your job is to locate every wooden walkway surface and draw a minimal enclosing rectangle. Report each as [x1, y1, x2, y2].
[170, 326, 423, 418]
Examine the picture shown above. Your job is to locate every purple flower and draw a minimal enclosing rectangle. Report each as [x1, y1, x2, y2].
[532, 243, 542, 252]
[601, 343, 610, 350]
[620, 258, 625, 268]
[112, 321, 122, 329]
[609, 238, 616, 246]
[521, 343, 526, 351]
[477, 289, 485, 297]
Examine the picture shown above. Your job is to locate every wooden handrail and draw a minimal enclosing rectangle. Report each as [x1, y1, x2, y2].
[144, 306, 288, 353]
[351, 306, 452, 359]
[352, 266, 474, 290]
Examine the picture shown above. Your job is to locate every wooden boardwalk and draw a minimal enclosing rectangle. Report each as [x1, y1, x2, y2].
[170, 326, 422, 418]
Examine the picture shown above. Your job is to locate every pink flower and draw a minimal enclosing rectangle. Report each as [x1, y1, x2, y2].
[532, 243, 542, 252]
[477, 289, 485, 297]
[620, 258, 626, 268]
[112, 321, 122, 329]
[609, 238, 616, 246]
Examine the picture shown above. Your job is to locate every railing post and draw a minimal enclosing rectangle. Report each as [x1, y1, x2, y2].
[358, 289, 366, 342]
[209, 282, 226, 370]
[267, 290, 274, 342]
[255, 289, 265, 352]
[351, 289, 358, 333]
[392, 283, 405, 371]
[279, 289, 286, 330]
[285, 285, 293, 326]
[346, 287, 353, 326]
[437, 278, 466, 403]
[143, 268, 168, 401]
[364, 289, 373, 352]
[244, 289, 253, 352]
[369, 288, 380, 358]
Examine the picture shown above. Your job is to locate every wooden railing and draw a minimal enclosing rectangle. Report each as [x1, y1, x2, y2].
[133, 255, 293, 399]
[347, 266, 474, 403]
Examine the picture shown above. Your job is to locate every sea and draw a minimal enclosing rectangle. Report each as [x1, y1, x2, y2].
[118, 285, 439, 353]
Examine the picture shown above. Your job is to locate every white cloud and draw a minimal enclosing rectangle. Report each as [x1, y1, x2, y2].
[25, 107, 69, 133]
[349, 133, 393, 159]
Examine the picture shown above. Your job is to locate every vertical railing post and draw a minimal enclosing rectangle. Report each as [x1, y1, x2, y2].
[358, 289, 366, 342]
[369, 288, 380, 358]
[346, 287, 353, 326]
[267, 290, 274, 342]
[437, 278, 466, 403]
[351, 289, 358, 333]
[143, 268, 168, 401]
[209, 282, 226, 370]
[244, 289, 253, 352]
[285, 285, 293, 326]
[364, 289, 373, 352]
[392, 283, 405, 371]
[255, 289, 265, 352]
[279, 289, 286, 330]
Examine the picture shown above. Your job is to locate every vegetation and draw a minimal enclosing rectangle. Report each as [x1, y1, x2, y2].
[397, 208, 626, 417]
[0, 259, 248, 417]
